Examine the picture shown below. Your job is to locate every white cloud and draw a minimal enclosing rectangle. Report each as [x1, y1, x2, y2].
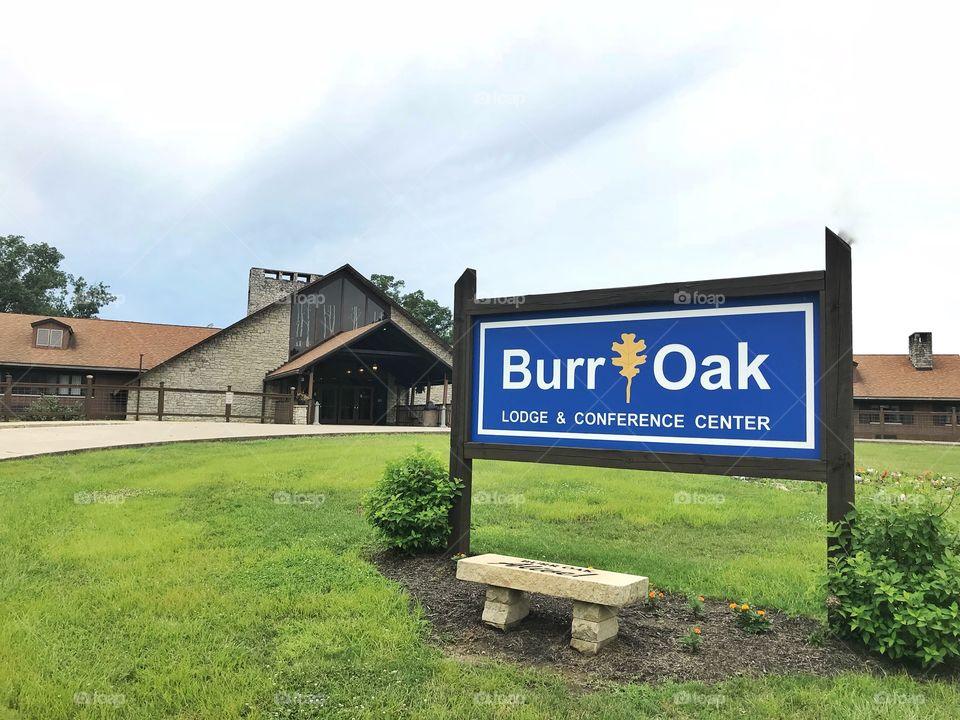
[1, 1, 958, 352]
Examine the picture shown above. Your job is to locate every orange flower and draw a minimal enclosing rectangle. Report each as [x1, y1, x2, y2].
[658, 592, 665, 599]
[757, 610, 765, 616]
[649, 591, 656, 599]
[740, 603, 750, 611]
[729, 602, 737, 609]
[698, 596, 705, 603]
[693, 627, 702, 635]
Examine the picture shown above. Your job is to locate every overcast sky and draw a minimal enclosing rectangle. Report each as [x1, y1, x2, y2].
[2, 2, 957, 353]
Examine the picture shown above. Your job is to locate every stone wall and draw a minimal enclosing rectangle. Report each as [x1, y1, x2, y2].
[391, 311, 452, 366]
[126, 301, 292, 421]
[412, 384, 453, 406]
[390, 312, 453, 413]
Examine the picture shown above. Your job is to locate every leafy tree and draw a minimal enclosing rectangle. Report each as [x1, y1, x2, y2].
[370, 273, 452, 342]
[0, 235, 116, 318]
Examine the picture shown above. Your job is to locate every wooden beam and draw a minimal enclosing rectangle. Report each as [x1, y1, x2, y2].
[347, 349, 428, 358]
[447, 269, 476, 555]
[464, 443, 829, 481]
[823, 228, 855, 559]
[441, 375, 449, 427]
[466, 270, 825, 315]
[306, 368, 315, 425]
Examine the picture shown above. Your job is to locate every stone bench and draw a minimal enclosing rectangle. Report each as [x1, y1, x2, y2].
[456, 553, 648, 655]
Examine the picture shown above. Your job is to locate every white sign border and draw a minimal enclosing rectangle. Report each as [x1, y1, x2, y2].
[475, 302, 816, 450]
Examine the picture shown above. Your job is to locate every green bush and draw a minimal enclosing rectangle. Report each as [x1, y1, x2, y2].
[21, 395, 85, 421]
[828, 491, 960, 666]
[365, 447, 463, 554]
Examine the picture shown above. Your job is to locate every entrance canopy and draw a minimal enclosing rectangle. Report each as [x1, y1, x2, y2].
[266, 319, 450, 389]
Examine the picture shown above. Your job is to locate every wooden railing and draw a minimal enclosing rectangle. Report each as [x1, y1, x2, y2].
[395, 403, 451, 427]
[0, 375, 293, 423]
[855, 409, 960, 442]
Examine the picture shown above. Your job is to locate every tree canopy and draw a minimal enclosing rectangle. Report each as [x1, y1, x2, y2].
[370, 273, 452, 343]
[0, 235, 117, 318]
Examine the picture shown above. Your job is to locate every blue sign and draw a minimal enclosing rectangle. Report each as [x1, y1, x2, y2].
[471, 294, 820, 459]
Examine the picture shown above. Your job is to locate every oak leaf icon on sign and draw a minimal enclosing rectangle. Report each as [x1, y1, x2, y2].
[611, 333, 647, 404]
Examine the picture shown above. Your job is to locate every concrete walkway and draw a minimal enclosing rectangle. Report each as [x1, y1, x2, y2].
[0, 421, 449, 461]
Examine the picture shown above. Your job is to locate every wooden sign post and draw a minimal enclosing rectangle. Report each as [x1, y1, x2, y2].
[448, 228, 853, 559]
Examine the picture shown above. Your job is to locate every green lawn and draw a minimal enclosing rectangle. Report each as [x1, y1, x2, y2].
[1, 435, 959, 719]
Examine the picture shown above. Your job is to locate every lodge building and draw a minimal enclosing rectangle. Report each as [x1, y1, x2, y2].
[0, 264, 452, 425]
[853, 332, 960, 441]
[121, 264, 452, 425]
[0, 313, 218, 416]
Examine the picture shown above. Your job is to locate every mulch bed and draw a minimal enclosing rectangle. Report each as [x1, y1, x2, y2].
[374, 552, 958, 686]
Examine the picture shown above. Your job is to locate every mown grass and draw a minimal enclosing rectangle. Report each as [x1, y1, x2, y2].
[1, 435, 959, 718]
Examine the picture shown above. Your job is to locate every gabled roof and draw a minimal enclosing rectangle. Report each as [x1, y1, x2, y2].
[0, 312, 220, 372]
[297, 263, 453, 353]
[30, 317, 74, 332]
[267, 321, 388, 379]
[853, 354, 960, 400]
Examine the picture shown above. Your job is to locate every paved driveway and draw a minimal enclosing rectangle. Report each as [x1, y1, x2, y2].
[0, 421, 449, 460]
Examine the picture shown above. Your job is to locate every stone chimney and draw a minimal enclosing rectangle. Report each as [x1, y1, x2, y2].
[247, 267, 322, 316]
[908, 331, 933, 370]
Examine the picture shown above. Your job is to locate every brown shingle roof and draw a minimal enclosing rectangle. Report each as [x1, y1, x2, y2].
[853, 354, 960, 400]
[266, 321, 388, 379]
[0, 312, 219, 372]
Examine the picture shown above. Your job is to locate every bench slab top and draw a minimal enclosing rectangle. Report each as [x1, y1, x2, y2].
[456, 554, 648, 607]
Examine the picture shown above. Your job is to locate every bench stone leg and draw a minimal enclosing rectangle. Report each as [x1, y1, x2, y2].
[570, 601, 619, 655]
[481, 586, 530, 631]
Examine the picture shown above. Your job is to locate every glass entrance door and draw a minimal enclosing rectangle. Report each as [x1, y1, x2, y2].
[331, 385, 375, 424]
[357, 388, 373, 423]
[318, 386, 338, 423]
[338, 386, 356, 422]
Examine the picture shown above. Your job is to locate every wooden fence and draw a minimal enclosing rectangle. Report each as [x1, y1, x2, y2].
[0, 375, 294, 424]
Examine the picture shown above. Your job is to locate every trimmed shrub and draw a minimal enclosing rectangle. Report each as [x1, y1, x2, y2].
[828, 492, 960, 666]
[365, 447, 463, 554]
[21, 395, 85, 421]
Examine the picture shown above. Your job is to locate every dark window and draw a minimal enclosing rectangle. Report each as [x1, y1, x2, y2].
[341, 280, 367, 331]
[13, 371, 85, 396]
[57, 374, 83, 396]
[36, 327, 64, 348]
